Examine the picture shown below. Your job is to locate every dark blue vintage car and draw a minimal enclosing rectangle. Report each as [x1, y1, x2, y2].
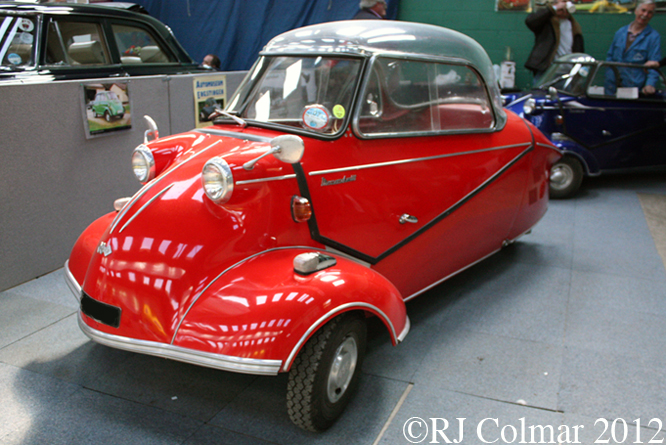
[505, 53, 666, 198]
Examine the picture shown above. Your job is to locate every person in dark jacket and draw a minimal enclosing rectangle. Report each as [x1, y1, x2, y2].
[525, 0, 584, 84]
[352, 0, 387, 19]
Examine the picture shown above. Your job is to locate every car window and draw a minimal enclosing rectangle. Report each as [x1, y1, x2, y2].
[111, 23, 174, 64]
[230, 56, 362, 135]
[45, 19, 109, 66]
[358, 57, 494, 136]
[0, 15, 37, 68]
[587, 63, 666, 101]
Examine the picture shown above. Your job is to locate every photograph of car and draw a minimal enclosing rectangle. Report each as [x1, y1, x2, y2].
[91, 90, 125, 121]
[0, 2, 206, 83]
[505, 53, 666, 198]
[64, 20, 560, 432]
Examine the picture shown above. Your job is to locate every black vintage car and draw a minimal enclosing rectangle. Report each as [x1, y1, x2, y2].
[0, 2, 207, 82]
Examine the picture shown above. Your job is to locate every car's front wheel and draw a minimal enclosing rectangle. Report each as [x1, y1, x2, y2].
[104, 111, 111, 122]
[550, 156, 584, 199]
[287, 312, 367, 432]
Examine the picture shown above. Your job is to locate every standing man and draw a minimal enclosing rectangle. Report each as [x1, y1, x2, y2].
[352, 0, 387, 20]
[607, 0, 661, 95]
[525, 0, 584, 84]
[201, 54, 221, 71]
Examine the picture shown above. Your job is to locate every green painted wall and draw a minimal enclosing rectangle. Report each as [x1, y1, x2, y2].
[397, 1, 666, 90]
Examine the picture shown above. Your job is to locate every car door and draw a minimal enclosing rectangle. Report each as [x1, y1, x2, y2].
[564, 63, 666, 170]
[300, 57, 531, 294]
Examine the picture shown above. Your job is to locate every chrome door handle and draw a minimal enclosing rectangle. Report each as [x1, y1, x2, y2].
[399, 214, 418, 224]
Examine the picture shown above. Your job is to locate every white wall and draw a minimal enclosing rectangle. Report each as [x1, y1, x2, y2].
[0, 71, 246, 291]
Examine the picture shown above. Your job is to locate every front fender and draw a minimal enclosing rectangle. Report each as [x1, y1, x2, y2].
[66, 212, 115, 297]
[555, 140, 598, 175]
[172, 248, 409, 372]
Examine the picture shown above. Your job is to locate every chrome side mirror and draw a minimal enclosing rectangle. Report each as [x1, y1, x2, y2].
[272, 135, 304, 164]
[143, 115, 159, 143]
[243, 135, 304, 171]
[547, 86, 559, 99]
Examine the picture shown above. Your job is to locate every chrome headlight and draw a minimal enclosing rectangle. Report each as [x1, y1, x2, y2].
[131, 144, 155, 184]
[202, 157, 234, 204]
[523, 98, 537, 115]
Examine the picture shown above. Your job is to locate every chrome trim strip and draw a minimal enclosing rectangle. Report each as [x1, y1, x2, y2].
[119, 183, 174, 234]
[195, 128, 272, 143]
[564, 101, 600, 110]
[308, 143, 530, 176]
[110, 143, 220, 234]
[78, 314, 282, 376]
[397, 315, 410, 343]
[109, 180, 156, 234]
[236, 174, 297, 185]
[504, 93, 532, 109]
[171, 245, 333, 345]
[403, 248, 502, 302]
[282, 302, 398, 372]
[64, 260, 82, 302]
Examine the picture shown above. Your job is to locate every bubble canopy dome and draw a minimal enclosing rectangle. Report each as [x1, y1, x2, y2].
[260, 20, 506, 128]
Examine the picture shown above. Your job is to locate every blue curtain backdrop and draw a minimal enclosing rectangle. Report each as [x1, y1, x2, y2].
[125, 0, 400, 71]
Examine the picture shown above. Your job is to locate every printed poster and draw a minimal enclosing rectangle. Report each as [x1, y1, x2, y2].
[193, 74, 227, 128]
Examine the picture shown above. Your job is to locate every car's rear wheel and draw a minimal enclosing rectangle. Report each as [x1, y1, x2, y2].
[549, 156, 584, 199]
[286, 312, 367, 432]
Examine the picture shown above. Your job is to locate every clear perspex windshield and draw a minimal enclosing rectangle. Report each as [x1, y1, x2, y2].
[227, 56, 363, 135]
[538, 54, 666, 100]
[0, 15, 37, 69]
[537, 60, 594, 96]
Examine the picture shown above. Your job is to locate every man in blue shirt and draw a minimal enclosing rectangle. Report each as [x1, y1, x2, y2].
[606, 0, 661, 95]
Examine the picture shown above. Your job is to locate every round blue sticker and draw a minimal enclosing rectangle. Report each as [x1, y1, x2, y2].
[302, 106, 330, 130]
[7, 53, 21, 65]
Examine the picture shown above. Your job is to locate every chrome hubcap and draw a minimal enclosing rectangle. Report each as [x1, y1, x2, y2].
[550, 163, 573, 190]
[327, 336, 358, 403]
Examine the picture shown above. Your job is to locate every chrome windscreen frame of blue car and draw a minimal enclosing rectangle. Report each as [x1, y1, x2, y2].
[505, 53, 666, 198]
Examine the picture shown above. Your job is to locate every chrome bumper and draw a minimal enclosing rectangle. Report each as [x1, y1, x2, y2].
[64, 260, 82, 301]
[68, 261, 282, 375]
[77, 314, 282, 376]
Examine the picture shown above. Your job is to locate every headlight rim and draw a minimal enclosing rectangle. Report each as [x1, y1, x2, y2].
[132, 144, 156, 184]
[523, 98, 537, 115]
[202, 156, 234, 204]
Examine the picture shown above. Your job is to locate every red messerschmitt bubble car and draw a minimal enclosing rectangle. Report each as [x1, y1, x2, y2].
[65, 20, 560, 432]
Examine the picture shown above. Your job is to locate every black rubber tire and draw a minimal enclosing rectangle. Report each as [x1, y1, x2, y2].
[549, 156, 584, 199]
[104, 111, 111, 122]
[286, 313, 367, 432]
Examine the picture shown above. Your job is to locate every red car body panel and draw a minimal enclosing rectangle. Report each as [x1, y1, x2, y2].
[66, 21, 560, 379]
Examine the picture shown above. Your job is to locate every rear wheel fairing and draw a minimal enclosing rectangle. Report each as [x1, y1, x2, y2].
[509, 118, 561, 237]
[172, 248, 408, 366]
